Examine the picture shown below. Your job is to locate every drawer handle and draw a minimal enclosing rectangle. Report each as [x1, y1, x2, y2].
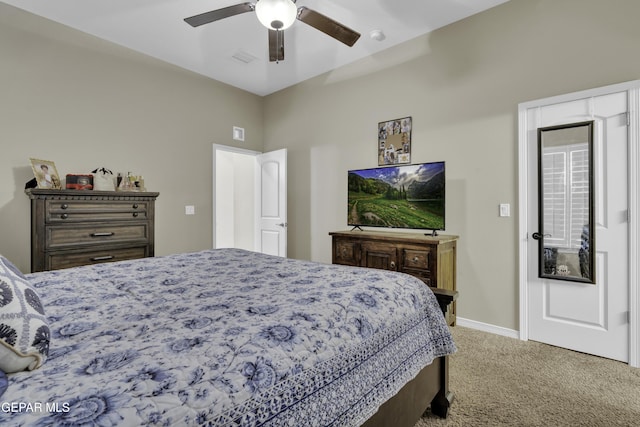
[60, 213, 68, 220]
[413, 256, 420, 263]
[132, 212, 139, 218]
[132, 204, 139, 209]
[61, 204, 69, 209]
[90, 255, 114, 261]
[90, 232, 114, 237]
[390, 261, 396, 269]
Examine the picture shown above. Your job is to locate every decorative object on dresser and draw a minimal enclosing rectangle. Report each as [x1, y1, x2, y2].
[91, 167, 116, 191]
[65, 174, 94, 190]
[330, 230, 458, 325]
[29, 158, 62, 190]
[117, 172, 146, 191]
[25, 188, 159, 272]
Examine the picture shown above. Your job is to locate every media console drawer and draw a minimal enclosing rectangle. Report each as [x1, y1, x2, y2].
[330, 230, 458, 325]
[26, 189, 159, 272]
[402, 249, 430, 270]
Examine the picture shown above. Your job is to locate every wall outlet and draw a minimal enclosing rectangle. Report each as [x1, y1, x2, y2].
[499, 203, 510, 217]
[185, 205, 195, 215]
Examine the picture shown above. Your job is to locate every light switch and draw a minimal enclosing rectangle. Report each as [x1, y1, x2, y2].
[499, 203, 510, 217]
[185, 205, 195, 215]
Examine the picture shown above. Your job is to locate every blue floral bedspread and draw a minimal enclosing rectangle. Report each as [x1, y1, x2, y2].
[2, 249, 455, 426]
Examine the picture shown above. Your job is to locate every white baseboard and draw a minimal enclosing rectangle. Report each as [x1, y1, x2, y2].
[455, 317, 520, 340]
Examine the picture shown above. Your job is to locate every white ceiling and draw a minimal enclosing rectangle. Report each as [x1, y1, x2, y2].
[4, 0, 508, 96]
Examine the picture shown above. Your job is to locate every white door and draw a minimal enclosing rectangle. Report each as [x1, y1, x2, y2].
[521, 88, 631, 362]
[255, 149, 287, 257]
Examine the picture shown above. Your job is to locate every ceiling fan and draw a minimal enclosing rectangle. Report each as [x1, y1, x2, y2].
[184, 0, 361, 63]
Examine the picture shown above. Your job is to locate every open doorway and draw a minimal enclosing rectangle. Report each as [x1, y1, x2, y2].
[213, 144, 259, 251]
[213, 144, 288, 256]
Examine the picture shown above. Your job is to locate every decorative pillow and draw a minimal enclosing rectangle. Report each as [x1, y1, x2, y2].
[0, 370, 7, 398]
[0, 256, 50, 373]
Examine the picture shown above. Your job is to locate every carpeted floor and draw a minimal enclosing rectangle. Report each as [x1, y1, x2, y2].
[416, 326, 640, 426]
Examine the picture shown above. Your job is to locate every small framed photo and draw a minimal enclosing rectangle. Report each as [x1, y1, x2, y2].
[30, 158, 62, 189]
[378, 116, 412, 166]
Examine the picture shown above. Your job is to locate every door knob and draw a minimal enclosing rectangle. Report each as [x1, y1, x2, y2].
[531, 232, 551, 240]
[277, 222, 288, 227]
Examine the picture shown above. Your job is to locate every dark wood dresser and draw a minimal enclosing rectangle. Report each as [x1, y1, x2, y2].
[26, 189, 159, 272]
[329, 230, 458, 324]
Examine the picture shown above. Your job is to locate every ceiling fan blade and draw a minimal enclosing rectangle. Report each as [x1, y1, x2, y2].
[184, 3, 254, 28]
[297, 6, 361, 47]
[268, 29, 285, 62]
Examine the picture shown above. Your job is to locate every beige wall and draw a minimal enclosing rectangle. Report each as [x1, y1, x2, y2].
[262, 0, 640, 330]
[0, 3, 264, 272]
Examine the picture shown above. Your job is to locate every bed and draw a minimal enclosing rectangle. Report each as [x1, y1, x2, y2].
[0, 248, 456, 426]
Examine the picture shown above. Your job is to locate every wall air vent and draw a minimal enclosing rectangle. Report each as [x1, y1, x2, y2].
[233, 126, 245, 141]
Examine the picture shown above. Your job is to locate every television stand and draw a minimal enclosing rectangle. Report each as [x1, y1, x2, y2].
[329, 230, 458, 325]
[426, 229, 439, 237]
[350, 225, 364, 231]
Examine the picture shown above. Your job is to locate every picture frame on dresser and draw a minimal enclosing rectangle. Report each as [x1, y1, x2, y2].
[29, 158, 62, 190]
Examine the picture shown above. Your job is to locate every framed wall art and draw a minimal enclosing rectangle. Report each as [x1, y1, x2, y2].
[30, 158, 62, 189]
[378, 116, 412, 166]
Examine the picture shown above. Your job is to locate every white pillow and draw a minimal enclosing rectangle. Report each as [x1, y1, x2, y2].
[0, 256, 50, 373]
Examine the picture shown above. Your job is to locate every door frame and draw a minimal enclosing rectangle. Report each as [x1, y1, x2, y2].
[517, 80, 640, 367]
[212, 144, 262, 250]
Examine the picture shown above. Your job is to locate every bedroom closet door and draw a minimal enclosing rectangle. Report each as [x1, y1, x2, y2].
[256, 149, 287, 257]
[519, 82, 639, 365]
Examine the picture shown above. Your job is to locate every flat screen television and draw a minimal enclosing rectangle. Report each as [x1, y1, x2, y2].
[348, 161, 445, 232]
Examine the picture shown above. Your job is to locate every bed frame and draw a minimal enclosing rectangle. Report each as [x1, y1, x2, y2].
[362, 287, 457, 426]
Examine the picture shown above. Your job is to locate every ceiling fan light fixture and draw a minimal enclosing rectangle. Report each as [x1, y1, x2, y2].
[255, 0, 298, 30]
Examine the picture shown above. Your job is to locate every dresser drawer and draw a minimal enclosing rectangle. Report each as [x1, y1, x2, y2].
[45, 200, 148, 223]
[403, 270, 432, 285]
[46, 224, 148, 249]
[47, 246, 148, 271]
[402, 249, 430, 270]
[400, 249, 432, 283]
